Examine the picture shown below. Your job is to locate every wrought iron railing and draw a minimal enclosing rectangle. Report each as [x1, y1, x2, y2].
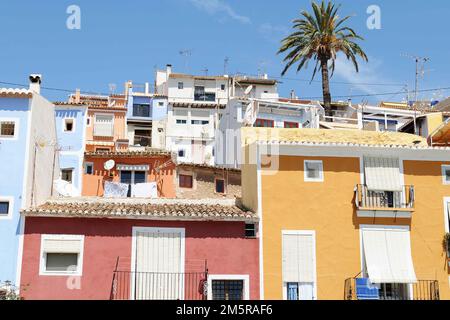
[110, 271, 208, 300]
[344, 278, 439, 300]
[355, 184, 415, 210]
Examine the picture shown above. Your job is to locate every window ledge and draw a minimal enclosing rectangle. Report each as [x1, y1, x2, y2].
[357, 207, 414, 218]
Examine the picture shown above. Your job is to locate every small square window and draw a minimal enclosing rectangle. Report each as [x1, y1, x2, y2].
[0, 201, 10, 216]
[178, 149, 186, 158]
[443, 165, 450, 185]
[178, 82, 184, 90]
[84, 163, 94, 175]
[179, 174, 193, 189]
[215, 179, 225, 194]
[158, 102, 164, 107]
[45, 253, 78, 272]
[64, 119, 74, 132]
[304, 161, 323, 182]
[61, 169, 73, 183]
[0, 121, 15, 137]
[86, 118, 91, 126]
[245, 223, 256, 238]
[221, 84, 226, 91]
[176, 119, 187, 124]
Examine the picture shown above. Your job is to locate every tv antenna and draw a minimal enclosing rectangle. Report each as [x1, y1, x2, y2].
[224, 57, 230, 75]
[201, 68, 209, 76]
[401, 54, 430, 103]
[179, 49, 192, 72]
[108, 83, 116, 94]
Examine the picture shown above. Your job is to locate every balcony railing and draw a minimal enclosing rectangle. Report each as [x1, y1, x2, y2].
[133, 135, 152, 147]
[344, 278, 440, 300]
[355, 184, 415, 210]
[110, 263, 208, 300]
[194, 93, 216, 102]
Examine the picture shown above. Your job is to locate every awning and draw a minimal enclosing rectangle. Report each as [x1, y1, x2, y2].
[364, 157, 402, 192]
[116, 164, 150, 171]
[362, 227, 417, 284]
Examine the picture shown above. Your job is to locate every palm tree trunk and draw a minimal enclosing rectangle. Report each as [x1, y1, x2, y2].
[320, 58, 332, 119]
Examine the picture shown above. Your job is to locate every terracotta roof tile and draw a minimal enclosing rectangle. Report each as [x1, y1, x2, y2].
[22, 198, 257, 222]
[85, 149, 173, 158]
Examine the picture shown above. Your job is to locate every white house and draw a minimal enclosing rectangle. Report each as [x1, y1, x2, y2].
[155, 65, 280, 165]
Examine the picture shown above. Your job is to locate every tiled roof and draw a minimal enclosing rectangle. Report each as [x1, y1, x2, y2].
[178, 162, 241, 173]
[0, 88, 33, 98]
[242, 127, 430, 148]
[22, 198, 257, 222]
[85, 149, 173, 158]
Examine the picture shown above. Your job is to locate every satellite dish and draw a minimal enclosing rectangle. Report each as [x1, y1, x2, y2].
[104, 160, 116, 171]
[244, 85, 254, 96]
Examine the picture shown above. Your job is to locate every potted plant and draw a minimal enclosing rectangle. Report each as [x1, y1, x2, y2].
[443, 233, 450, 266]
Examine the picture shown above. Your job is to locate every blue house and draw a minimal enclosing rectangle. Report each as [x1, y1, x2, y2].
[125, 82, 168, 150]
[54, 102, 88, 194]
[0, 75, 58, 288]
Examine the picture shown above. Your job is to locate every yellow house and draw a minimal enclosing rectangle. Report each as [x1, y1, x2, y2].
[241, 128, 450, 300]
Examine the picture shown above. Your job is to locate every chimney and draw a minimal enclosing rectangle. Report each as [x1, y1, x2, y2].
[74, 89, 81, 103]
[290, 90, 296, 100]
[29, 74, 42, 94]
[166, 64, 173, 75]
[263, 73, 268, 80]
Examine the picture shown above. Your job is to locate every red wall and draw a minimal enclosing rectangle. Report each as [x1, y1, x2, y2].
[21, 217, 259, 300]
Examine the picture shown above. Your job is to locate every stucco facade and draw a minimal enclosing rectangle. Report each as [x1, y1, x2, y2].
[251, 149, 450, 300]
[20, 217, 259, 300]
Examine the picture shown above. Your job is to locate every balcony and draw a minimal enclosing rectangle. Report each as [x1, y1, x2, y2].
[344, 278, 439, 300]
[194, 93, 216, 102]
[355, 184, 415, 218]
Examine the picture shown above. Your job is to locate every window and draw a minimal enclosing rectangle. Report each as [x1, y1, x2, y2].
[84, 163, 94, 175]
[133, 104, 151, 118]
[40, 235, 84, 276]
[178, 149, 186, 158]
[178, 82, 184, 90]
[442, 165, 450, 185]
[93, 114, 114, 137]
[211, 280, 244, 300]
[176, 119, 187, 124]
[254, 119, 274, 128]
[207, 275, 249, 300]
[284, 122, 299, 128]
[179, 174, 193, 189]
[64, 118, 75, 132]
[245, 223, 256, 238]
[95, 148, 110, 153]
[120, 170, 147, 197]
[304, 160, 324, 182]
[0, 120, 17, 138]
[221, 84, 226, 91]
[134, 129, 151, 147]
[191, 120, 209, 125]
[215, 179, 225, 194]
[86, 117, 91, 126]
[282, 231, 316, 300]
[158, 101, 164, 107]
[61, 169, 73, 183]
[0, 197, 12, 219]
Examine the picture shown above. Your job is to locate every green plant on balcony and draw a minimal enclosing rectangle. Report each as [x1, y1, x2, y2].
[443, 233, 450, 258]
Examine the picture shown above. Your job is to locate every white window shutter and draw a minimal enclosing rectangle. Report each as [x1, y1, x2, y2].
[364, 157, 402, 192]
[43, 238, 82, 254]
[282, 233, 315, 283]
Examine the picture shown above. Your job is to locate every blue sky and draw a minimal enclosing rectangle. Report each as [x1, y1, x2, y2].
[0, 0, 448, 103]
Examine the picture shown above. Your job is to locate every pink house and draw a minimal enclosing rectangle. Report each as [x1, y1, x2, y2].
[20, 198, 259, 300]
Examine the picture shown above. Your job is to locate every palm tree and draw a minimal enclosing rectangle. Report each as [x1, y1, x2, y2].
[278, 0, 368, 117]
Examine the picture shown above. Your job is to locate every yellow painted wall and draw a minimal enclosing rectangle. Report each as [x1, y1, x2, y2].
[260, 155, 450, 300]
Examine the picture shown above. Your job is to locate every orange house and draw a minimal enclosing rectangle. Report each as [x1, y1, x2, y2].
[69, 91, 129, 152]
[241, 128, 450, 301]
[82, 150, 176, 198]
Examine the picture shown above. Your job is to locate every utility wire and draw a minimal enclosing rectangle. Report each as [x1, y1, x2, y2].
[1, 80, 449, 101]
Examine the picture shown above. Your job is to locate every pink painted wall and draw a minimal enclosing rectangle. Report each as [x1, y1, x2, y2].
[21, 217, 259, 300]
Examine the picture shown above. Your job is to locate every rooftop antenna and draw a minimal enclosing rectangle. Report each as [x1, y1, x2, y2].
[108, 83, 116, 95]
[224, 57, 230, 75]
[179, 49, 192, 73]
[401, 54, 430, 103]
[201, 68, 209, 76]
